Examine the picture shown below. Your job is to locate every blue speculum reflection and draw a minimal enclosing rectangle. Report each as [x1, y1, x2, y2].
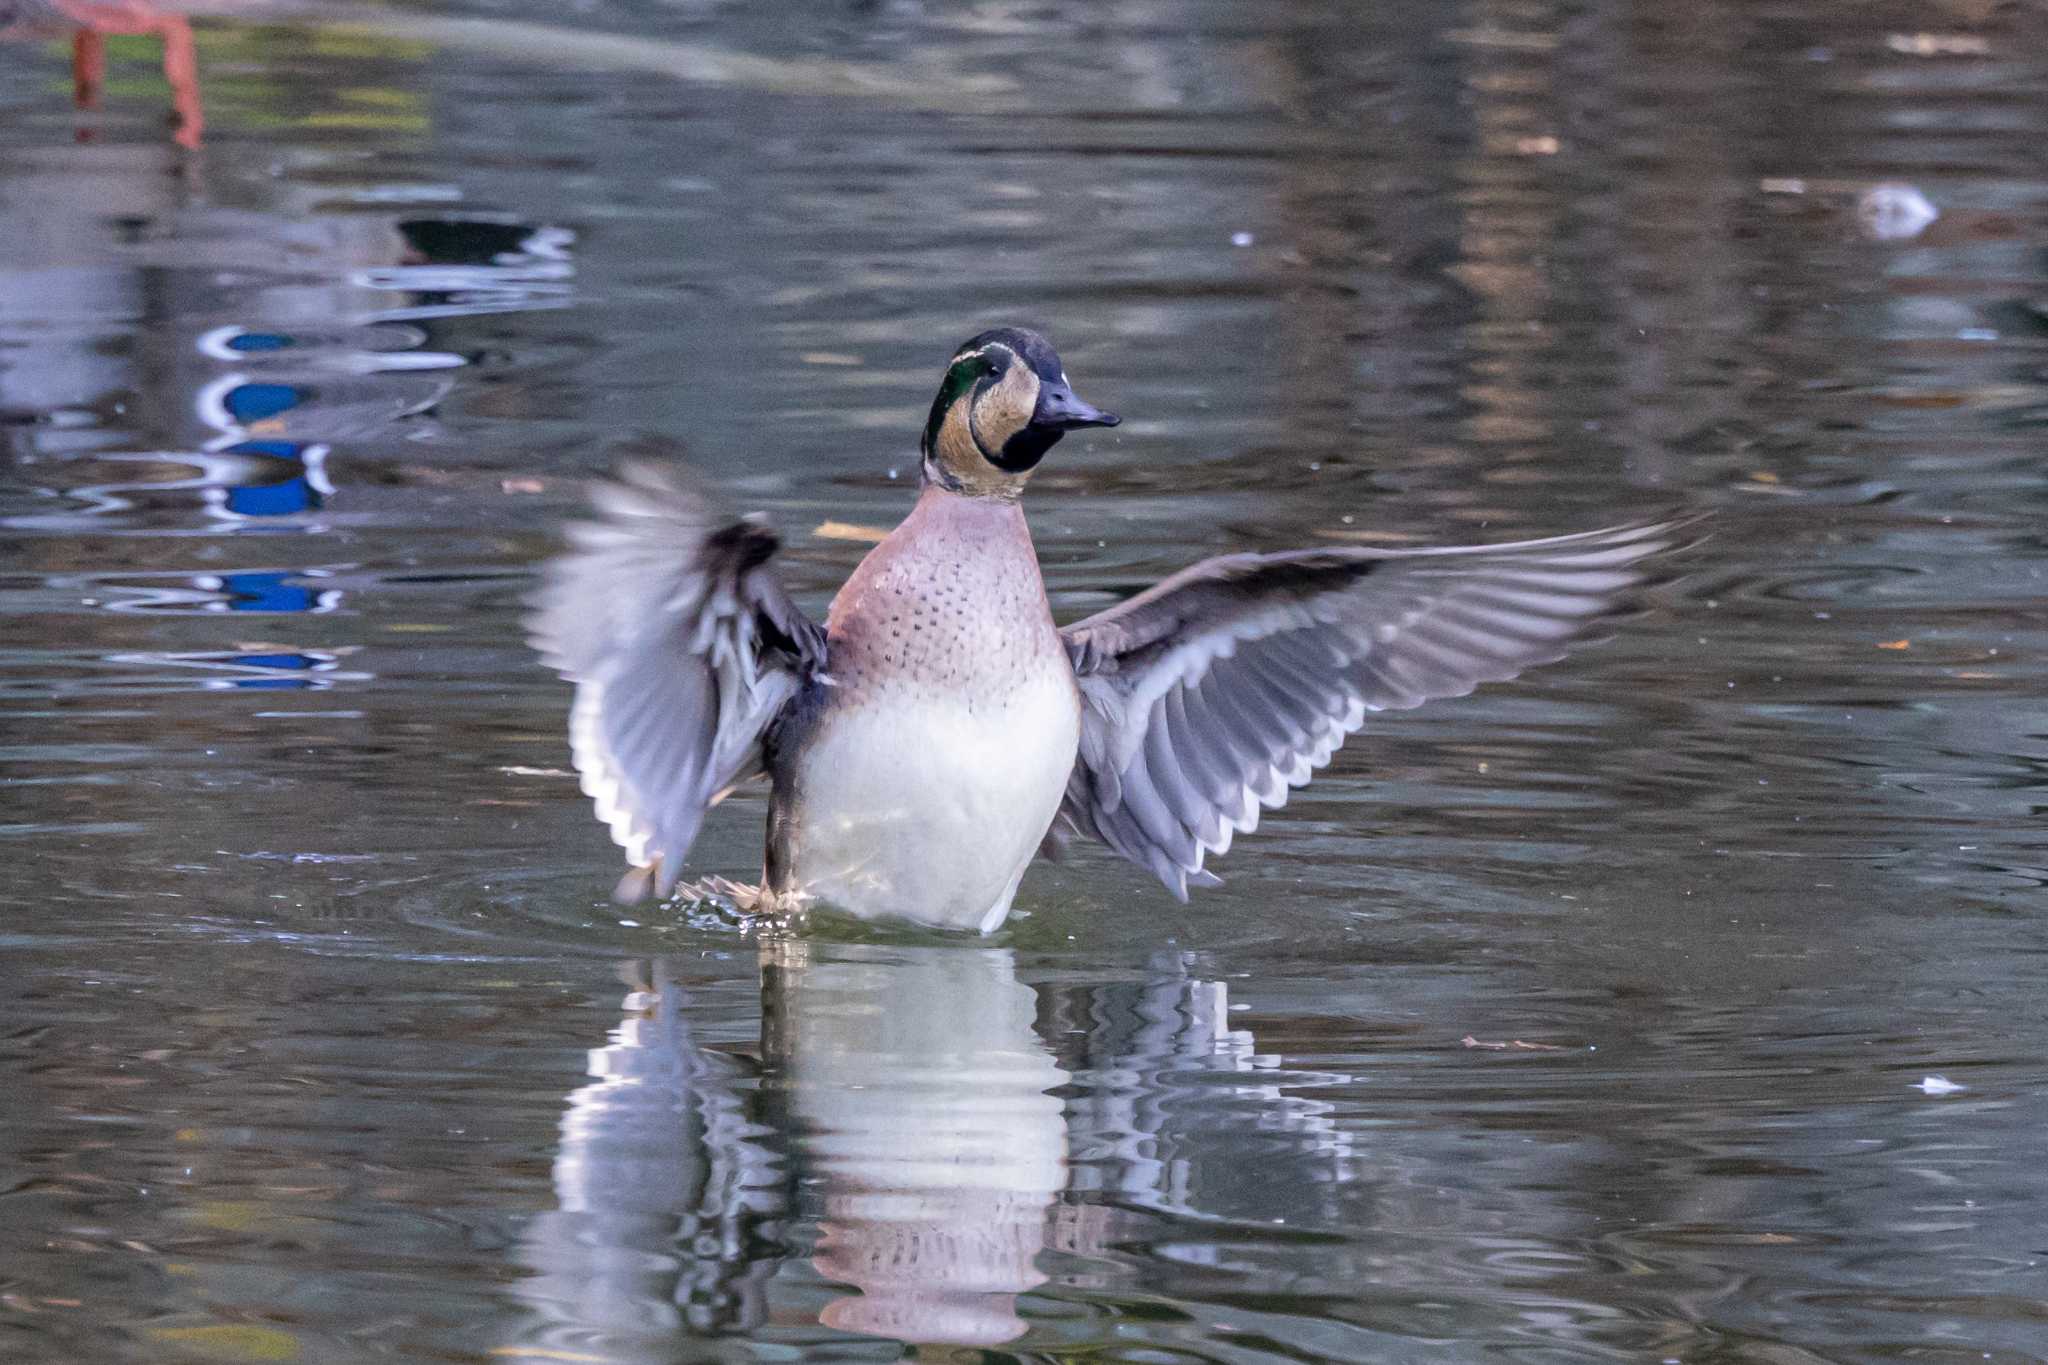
[5, 214, 575, 628]
[215, 651, 334, 688]
[216, 441, 323, 519]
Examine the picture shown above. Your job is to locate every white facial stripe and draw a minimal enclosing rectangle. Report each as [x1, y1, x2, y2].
[951, 342, 1017, 368]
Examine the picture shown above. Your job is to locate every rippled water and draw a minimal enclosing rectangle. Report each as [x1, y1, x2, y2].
[4, 2, 2048, 1361]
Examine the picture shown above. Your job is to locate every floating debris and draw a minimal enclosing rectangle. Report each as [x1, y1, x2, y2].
[813, 520, 890, 543]
[1857, 182, 1940, 241]
[1462, 1035, 1564, 1052]
[1885, 33, 1990, 57]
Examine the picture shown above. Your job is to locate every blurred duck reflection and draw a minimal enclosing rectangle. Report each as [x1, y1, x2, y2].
[512, 942, 1353, 1354]
[5, 208, 572, 639]
[765, 940, 1068, 1346]
[516, 959, 785, 1340]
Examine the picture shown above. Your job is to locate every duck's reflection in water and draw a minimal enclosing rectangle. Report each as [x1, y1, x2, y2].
[516, 959, 784, 1339]
[512, 941, 1352, 1354]
[766, 940, 1068, 1346]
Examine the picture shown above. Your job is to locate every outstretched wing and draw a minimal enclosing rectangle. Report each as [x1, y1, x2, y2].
[1052, 518, 1692, 899]
[528, 460, 825, 901]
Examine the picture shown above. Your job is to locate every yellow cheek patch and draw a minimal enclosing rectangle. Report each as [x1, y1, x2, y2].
[934, 394, 980, 477]
[971, 366, 1040, 457]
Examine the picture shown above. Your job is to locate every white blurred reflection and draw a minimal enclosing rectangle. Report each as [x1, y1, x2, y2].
[514, 960, 785, 1346]
[509, 942, 1353, 1356]
[763, 939, 1067, 1346]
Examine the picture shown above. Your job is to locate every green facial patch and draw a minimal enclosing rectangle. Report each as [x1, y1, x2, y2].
[921, 352, 992, 457]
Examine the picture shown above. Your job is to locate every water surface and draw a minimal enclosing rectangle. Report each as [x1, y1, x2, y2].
[4, 2, 2048, 1360]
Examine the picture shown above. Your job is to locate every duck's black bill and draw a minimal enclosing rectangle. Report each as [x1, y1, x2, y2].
[1035, 383, 1120, 430]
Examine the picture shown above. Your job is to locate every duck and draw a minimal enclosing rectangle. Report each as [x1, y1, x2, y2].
[529, 327, 1686, 933]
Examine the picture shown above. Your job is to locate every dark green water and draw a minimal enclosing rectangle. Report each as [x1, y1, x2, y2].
[4, 2, 2047, 1360]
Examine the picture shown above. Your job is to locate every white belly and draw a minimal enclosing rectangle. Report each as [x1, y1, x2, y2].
[788, 671, 1080, 932]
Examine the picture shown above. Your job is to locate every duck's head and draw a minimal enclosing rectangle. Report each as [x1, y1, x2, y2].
[919, 327, 1119, 497]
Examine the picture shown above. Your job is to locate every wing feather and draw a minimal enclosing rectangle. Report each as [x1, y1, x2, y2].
[528, 459, 825, 900]
[1053, 516, 1697, 898]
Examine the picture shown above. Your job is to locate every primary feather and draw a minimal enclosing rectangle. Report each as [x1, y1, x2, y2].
[1053, 519, 1691, 899]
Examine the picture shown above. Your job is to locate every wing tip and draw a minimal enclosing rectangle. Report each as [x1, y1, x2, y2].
[613, 861, 659, 904]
